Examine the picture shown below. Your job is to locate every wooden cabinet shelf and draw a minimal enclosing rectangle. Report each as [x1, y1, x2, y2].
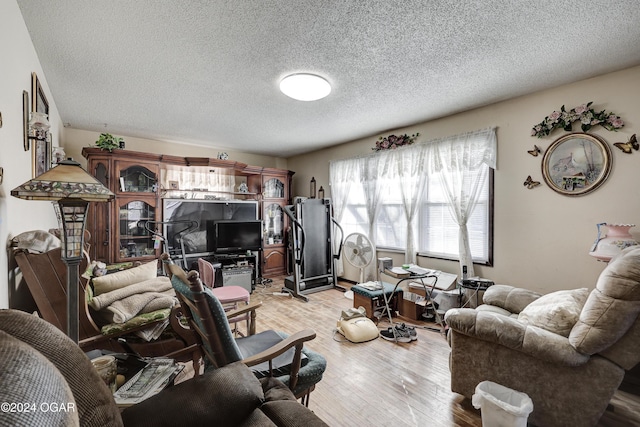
[161, 189, 259, 198]
[248, 170, 293, 277]
[83, 147, 294, 276]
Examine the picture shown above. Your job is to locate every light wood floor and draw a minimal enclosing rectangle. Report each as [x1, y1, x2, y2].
[191, 278, 640, 426]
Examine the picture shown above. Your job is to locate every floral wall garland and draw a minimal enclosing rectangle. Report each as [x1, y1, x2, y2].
[531, 102, 624, 138]
[372, 133, 419, 151]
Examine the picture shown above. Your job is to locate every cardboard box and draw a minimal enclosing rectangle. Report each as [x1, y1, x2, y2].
[399, 296, 425, 320]
[408, 287, 461, 311]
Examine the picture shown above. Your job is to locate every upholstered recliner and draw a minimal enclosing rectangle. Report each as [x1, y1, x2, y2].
[445, 246, 640, 427]
[0, 309, 328, 427]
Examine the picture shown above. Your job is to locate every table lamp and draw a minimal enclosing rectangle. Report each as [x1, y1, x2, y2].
[12, 159, 114, 343]
[588, 223, 638, 262]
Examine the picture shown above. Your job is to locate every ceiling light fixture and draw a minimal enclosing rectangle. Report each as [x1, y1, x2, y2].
[279, 73, 331, 101]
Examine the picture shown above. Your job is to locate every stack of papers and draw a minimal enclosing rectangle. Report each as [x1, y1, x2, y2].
[407, 266, 437, 276]
[409, 271, 458, 291]
[386, 265, 439, 277]
[358, 281, 383, 291]
[114, 358, 183, 407]
[386, 267, 411, 278]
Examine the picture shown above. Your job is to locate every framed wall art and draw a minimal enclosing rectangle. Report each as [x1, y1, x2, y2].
[31, 72, 51, 177]
[541, 132, 612, 196]
[23, 90, 30, 151]
[31, 72, 49, 115]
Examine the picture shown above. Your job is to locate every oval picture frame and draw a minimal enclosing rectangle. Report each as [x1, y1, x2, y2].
[541, 132, 612, 196]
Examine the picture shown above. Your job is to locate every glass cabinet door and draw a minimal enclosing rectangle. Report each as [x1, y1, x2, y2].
[118, 199, 156, 259]
[119, 165, 157, 193]
[94, 162, 109, 187]
[264, 203, 284, 245]
[263, 178, 284, 199]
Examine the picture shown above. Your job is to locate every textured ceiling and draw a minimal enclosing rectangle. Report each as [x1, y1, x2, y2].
[17, 1, 640, 157]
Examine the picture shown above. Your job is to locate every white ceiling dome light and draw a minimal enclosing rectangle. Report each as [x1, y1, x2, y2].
[279, 73, 331, 101]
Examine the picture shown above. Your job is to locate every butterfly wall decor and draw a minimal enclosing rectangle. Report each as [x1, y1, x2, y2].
[613, 134, 638, 154]
[527, 145, 542, 156]
[524, 175, 540, 189]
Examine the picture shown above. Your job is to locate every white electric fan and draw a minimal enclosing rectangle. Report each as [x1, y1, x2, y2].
[343, 232, 375, 283]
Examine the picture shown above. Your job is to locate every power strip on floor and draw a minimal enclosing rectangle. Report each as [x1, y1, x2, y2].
[272, 292, 292, 297]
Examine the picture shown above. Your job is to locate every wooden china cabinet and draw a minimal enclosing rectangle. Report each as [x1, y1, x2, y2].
[83, 147, 293, 278]
[249, 169, 294, 277]
[83, 148, 160, 264]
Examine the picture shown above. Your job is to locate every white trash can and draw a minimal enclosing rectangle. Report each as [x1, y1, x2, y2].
[472, 381, 533, 427]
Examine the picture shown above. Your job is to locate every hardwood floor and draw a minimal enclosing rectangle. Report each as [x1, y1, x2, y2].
[202, 278, 640, 426]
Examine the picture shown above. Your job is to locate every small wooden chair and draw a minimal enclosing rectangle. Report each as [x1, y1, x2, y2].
[198, 258, 251, 336]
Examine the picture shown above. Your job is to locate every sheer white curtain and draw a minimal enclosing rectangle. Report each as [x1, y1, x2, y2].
[360, 155, 389, 281]
[162, 166, 235, 195]
[361, 155, 387, 242]
[330, 155, 386, 281]
[329, 158, 359, 276]
[426, 128, 497, 277]
[391, 145, 427, 264]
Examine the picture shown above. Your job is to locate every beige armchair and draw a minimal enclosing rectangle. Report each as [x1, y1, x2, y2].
[445, 246, 640, 427]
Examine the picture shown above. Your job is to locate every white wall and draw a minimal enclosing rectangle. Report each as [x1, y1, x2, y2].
[62, 129, 288, 171]
[0, 0, 60, 309]
[288, 66, 640, 294]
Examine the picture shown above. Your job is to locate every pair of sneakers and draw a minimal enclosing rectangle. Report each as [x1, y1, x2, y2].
[379, 323, 417, 342]
[397, 323, 417, 341]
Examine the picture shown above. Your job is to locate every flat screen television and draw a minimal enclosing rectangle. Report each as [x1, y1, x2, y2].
[208, 220, 263, 254]
[162, 199, 258, 256]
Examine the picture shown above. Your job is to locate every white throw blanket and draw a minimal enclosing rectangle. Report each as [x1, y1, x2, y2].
[89, 277, 177, 324]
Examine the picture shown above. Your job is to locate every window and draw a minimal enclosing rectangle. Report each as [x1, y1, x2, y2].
[375, 185, 407, 249]
[339, 181, 369, 237]
[331, 128, 496, 267]
[339, 181, 410, 248]
[340, 166, 492, 264]
[419, 166, 493, 263]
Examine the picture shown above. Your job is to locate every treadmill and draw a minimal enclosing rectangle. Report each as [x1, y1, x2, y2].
[283, 197, 344, 302]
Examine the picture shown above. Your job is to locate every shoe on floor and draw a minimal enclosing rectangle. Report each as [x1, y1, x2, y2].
[395, 323, 417, 341]
[379, 327, 412, 343]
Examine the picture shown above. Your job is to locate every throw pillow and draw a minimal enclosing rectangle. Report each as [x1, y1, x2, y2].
[92, 260, 158, 295]
[518, 288, 589, 337]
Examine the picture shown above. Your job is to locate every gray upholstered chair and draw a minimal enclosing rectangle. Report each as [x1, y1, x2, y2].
[163, 254, 327, 406]
[445, 246, 640, 427]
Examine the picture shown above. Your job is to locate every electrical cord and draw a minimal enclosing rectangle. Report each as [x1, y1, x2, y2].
[332, 328, 350, 342]
[460, 286, 480, 308]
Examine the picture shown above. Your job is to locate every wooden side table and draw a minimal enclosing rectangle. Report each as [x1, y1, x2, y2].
[383, 269, 444, 334]
[351, 282, 402, 320]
